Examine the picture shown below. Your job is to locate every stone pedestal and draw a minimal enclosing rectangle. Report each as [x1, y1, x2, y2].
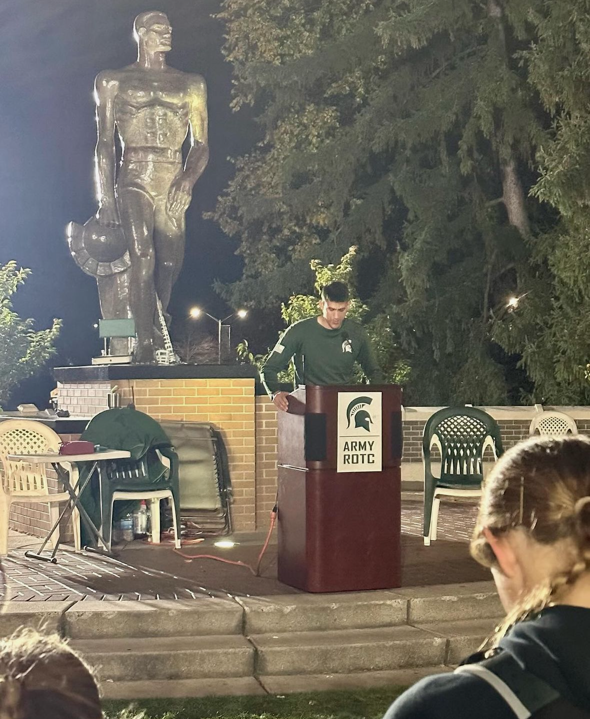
[54, 364, 259, 531]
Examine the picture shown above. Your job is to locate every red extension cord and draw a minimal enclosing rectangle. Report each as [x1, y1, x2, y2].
[171, 504, 278, 577]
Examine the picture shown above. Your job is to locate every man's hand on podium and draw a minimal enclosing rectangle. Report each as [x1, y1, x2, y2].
[272, 391, 289, 412]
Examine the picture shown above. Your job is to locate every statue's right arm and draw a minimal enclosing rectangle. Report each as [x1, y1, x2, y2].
[94, 71, 120, 225]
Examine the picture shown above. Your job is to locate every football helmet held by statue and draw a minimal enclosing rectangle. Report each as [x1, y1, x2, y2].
[66, 217, 130, 277]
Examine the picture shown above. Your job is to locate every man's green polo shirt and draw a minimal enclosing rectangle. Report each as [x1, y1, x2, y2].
[260, 317, 383, 396]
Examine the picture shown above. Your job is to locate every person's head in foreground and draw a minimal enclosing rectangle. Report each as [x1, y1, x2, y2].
[470, 434, 590, 622]
[383, 435, 590, 718]
[0, 629, 102, 719]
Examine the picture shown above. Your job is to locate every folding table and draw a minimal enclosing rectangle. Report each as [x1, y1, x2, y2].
[6, 450, 130, 563]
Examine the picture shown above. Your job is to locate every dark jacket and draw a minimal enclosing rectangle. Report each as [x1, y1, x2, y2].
[383, 605, 590, 718]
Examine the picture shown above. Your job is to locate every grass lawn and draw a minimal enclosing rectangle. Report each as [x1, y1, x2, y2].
[103, 686, 406, 719]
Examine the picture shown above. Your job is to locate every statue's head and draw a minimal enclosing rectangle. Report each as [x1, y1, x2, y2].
[134, 11, 172, 53]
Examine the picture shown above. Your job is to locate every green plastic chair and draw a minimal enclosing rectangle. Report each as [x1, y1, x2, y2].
[422, 407, 503, 546]
[79, 408, 181, 550]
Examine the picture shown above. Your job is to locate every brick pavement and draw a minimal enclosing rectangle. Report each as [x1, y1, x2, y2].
[0, 498, 483, 602]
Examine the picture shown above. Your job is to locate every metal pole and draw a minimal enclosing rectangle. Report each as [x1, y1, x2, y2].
[217, 319, 222, 364]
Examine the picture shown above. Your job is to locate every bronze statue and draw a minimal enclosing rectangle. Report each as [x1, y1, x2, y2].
[68, 11, 209, 362]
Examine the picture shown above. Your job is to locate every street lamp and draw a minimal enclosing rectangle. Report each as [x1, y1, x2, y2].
[189, 307, 248, 363]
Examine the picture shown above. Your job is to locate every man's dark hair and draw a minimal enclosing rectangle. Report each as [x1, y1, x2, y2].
[321, 281, 350, 303]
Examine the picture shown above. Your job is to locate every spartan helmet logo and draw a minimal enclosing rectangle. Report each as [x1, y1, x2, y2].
[346, 396, 374, 432]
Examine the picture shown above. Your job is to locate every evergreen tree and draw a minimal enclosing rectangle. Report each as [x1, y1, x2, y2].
[493, 1, 590, 403]
[214, 0, 552, 403]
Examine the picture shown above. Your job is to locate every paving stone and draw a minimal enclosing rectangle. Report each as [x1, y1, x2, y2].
[3, 499, 486, 603]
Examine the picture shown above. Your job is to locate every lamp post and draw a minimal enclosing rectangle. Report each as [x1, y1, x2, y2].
[189, 307, 248, 364]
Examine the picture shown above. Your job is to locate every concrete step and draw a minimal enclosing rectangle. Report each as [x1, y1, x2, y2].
[396, 582, 503, 623]
[71, 635, 254, 682]
[416, 617, 500, 664]
[64, 597, 242, 639]
[102, 676, 266, 699]
[260, 665, 451, 695]
[239, 582, 501, 635]
[250, 616, 501, 677]
[0, 602, 65, 637]
[251, 625, 447, 675]
[102, 666, 450, 699]
[239, 591, 408, 634]
[0, 583, 504, 694]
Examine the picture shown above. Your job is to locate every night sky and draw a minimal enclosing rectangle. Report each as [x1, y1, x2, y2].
[0, 0, 258, 407]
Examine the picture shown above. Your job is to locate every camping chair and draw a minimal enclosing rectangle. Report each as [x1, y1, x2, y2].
[422, 407, 503, 546]
[159, 420, 233, 535]
[529, 408, 578, 438]
[0, 420, 81, 555]
[80, 408, 181, 551]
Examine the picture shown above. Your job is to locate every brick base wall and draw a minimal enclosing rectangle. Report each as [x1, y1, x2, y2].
[58, 378, 257, 531]
[255, 398, 278, 528]
[58, 383, 111, 416]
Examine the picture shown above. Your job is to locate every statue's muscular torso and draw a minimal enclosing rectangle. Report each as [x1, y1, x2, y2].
[109, 67, 201, 153]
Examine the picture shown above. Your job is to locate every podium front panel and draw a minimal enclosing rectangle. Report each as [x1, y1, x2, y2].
[277, 384, 403, 592]
[305, 385, 402, 470]
[277, 466, 401, 592]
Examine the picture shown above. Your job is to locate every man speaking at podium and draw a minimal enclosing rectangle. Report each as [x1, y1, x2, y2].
[261, 282, 384, 411]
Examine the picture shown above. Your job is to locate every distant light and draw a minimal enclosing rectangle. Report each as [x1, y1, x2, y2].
[507, 296, 519, 309]
[93, 323, 99, 329]
[189, 306, 202, 319]
[237, 309, 248, 319]
[214, 540, 236, 549]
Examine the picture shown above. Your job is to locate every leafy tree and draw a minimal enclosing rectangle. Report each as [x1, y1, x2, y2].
[0, 262, 61, 406]
[214, 0, 550, 404]
[238, 247, 410, 386]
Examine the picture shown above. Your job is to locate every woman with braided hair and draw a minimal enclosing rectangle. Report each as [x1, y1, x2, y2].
[0, 629, 102, 719]
[384, 435, 590, 718]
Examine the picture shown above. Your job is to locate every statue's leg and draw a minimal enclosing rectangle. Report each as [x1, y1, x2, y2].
[118, 187, 157, 364]
[97, 272, 130, 320]
[154, 208, 186, 323]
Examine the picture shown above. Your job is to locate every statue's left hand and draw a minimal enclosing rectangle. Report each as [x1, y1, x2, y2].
[167, 175, 193, 218]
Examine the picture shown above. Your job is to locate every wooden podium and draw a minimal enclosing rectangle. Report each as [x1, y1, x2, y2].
[277, 384, 403, 592]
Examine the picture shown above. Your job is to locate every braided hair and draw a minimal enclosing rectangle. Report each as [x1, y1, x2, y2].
[470, 435, 590, 647]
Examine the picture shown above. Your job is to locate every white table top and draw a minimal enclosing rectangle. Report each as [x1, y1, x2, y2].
[6, 450, 131, 463]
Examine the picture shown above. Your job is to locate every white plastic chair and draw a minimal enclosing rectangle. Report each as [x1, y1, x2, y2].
[529, 409, 578, 438]
[0, 420, 81, 555]
[107, 489, 179, 551]
[99, 450, 181, 551]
